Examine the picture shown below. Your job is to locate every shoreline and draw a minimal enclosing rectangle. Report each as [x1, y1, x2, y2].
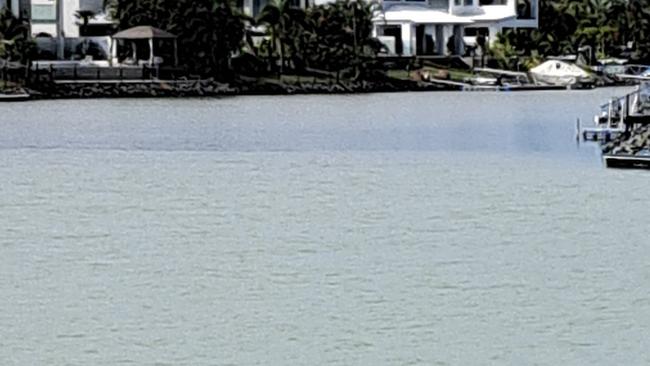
[1, 78, 457, 101]
[2, 77, 619, 101]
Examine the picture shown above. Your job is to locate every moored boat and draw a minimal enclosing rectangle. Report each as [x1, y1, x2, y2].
[0, 92, 31, 102]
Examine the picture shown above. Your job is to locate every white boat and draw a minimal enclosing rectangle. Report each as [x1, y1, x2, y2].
[529, 60, 593, 86]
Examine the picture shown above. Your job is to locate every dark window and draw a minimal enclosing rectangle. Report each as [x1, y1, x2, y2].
[382, 26, 403, 55]
[479, 0, 507, 5]
[517, 0, 532, 18]
[464, 27, 489, 36]
[253, 0, 269, 16]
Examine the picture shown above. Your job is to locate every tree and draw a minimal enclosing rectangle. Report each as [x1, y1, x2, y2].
[498, 0, 650, 64]
[112, 0, 245, 78]
[0, 6, 34, 65]
[303, 0, 383, 79]
[256, 0, 309, 74]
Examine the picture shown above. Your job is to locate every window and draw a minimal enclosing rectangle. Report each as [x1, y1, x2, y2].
[464, 0, 474, 5]
[253, 0, 269, 16]
[454, 0, 461, 5]
[517, 0, 533, 18]
[430, 0, 449, 8]
[464, 27, 489, 36]
[31, 4, 56, 22]
[479, 0, 507, 4]
[79, 0, 104, 12]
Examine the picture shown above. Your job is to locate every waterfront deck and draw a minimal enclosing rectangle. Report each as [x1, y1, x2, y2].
[0, 93, 30, 102]
[582, 127, 624, 142]
[604, 154, 650, 169]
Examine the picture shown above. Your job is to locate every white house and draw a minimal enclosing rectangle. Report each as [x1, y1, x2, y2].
[370, 0, 539, 56]
[30, 0, 108, 37]
[0, 0, 109, 37]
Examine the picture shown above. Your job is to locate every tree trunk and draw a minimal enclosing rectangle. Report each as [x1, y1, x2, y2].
[278, 33, 285, 75]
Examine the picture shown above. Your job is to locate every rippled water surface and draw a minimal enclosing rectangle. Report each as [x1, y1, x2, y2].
[1, 90, 650, 365]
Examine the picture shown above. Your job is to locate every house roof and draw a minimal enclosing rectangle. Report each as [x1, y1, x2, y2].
[468, 5, 516, 22]
[377, 5, 475, 24]
[112, 26, 177, 39]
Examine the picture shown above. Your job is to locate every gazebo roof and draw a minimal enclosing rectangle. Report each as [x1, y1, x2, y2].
[112, 26, 177, 40]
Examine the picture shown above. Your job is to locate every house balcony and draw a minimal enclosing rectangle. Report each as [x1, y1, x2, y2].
[451, 0, 482, 16]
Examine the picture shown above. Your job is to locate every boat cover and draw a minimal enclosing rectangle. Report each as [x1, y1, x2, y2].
[529, 60, 590, 86]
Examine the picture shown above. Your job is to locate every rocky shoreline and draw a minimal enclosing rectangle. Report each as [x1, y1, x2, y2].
[602, 126, 650, 155]
[2, 78, 455, 100]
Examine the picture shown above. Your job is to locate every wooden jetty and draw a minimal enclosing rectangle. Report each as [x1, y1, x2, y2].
[582, 75, 650, 143]
[610, 74, 650, 127]
[603, 154, 650, 169]
[427, 77, 567, 92]
[0, 93, 30, 102]
[586, 75, 650, 169]
[582, 127, 624, 142]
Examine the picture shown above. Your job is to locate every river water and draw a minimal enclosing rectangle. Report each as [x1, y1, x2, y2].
[1, 89, 649, 365]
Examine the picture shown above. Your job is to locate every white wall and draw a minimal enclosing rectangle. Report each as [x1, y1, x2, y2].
[63, 0, 80, 37]
[32, 23, 57, 36]
[400, 22, 413, 56]
[11, 0, 19, 16]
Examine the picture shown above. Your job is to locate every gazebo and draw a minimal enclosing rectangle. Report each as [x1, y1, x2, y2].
[110, 26, 178, 66]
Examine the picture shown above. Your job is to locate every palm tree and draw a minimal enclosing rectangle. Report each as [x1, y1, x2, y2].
[111, 0, 245, 78]
[256, 0, 308, 74]
[0, 6, 33, 63]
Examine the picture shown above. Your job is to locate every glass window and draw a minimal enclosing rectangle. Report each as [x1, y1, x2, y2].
[479, 0, 507, 4]
[31, 4, 56, 21]
[79, 0, 104, 12]
[253, 0, 269, 16]
[464, 0, 474, 5]
[454, 0, 461, 5]
[516, 0, 533, 18]
[465, 27, 489, 36]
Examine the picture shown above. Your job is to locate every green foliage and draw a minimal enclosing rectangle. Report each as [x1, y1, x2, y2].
[114, 0, 245, 78]
[255, 0, 384, 79]
[0, 6, 35, 64]
[500, 0, 650, 63]
[256, 0, 308, 73]
[489, 33, 519, 69]
[110, 0, 383, 80]
[306, 0, 384, 78]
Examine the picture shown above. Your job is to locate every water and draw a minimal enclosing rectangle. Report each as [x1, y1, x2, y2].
[1, 90, 650, 365]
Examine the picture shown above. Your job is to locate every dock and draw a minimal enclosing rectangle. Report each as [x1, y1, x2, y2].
[0, 93, 31, 102]
[582, 127, 624, 142]
[582, 76, 649, 144]
[427, 78, 568, 92]
[584, 75, 650, 169]
[604, 154, 650, 169]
